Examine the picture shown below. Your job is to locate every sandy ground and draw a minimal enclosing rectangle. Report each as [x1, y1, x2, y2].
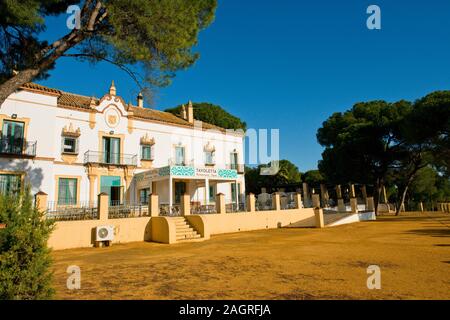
[51, 213, 450, 300]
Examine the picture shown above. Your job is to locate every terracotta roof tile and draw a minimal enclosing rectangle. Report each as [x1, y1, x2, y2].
[18, 82, 231, 132]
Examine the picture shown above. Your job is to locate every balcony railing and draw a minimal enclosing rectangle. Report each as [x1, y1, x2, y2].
[0, 138, 36, 157]
[84, 150, 137, 166]
[227, 163, 245, 174]
[168, 158, 194, 166]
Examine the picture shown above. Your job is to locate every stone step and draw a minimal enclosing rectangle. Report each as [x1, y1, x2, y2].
[176, 228, 196, 234]
[177, 233, 202, 240]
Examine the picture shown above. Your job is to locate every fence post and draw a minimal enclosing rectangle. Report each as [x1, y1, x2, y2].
[367, 197, 375, 212]
[35, 191, 48, 213]
[312, 194, 321, 209]
[294, 192, 303, 209]
[216, 193, 226, 214]
[181, 193, 190, 216]
[314, 207, 324, 228]
[272, 192, 281, 211]
[149, 194, 159, 217]
[246, 193, 255, 212]
[350, 198, 358, 213]
[98, 193, 109, 221]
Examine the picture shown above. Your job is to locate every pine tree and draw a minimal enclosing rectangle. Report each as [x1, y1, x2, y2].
[0, 187, 55, 300]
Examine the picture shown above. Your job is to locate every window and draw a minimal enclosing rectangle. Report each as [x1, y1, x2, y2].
[175, 146, 185, 166]
[209, 185, 216, 202]
[0, 174, 21, 195]
[103, 137, 120, 164]
[230, 152, 238, 170]
[58, 178, 77, 205]
[231, 182, 241, 203]
[140, 188, 150, 204]
[141, 144, 153, 160]
[205, 151, 215, 165]
[1, 120, 24, 154]
[61, 136, 78, 154]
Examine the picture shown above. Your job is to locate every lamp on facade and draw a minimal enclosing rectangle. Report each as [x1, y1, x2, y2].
[11, 114, 17, 119]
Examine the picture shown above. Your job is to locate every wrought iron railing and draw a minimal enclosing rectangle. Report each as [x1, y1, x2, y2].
[191, 204, 216, 214]
[168, 158, 194, 166]
[46, 201, 98, 221]
[225, 202, 246, 213]
[226, 164, 244, 173]
[159, 204, 182, 216]
[84, 150, 137, 166]
[108, 202, 149, 219]
[0, 138, 36, 157]
[280, 192, 297, 210]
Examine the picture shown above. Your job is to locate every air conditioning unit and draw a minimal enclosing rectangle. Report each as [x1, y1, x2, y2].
[95, 225, 114, 242]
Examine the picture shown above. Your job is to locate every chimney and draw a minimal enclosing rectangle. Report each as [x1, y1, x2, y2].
[187, 100, 194, 124]
[137, 92, 144, 108]
[109, 80, 116, 96]
[180, 104, 187, 120]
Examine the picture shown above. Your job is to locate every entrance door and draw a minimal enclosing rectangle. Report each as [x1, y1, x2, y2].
[103, 137, 120, 164]
[174, 181, 186, 204]
[2, 120, 24, 154]
[100, 176, 122, 205]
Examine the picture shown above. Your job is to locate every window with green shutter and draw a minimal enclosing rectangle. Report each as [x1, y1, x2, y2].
[58, 178, 77, 205]
[0, 174, 21, 195]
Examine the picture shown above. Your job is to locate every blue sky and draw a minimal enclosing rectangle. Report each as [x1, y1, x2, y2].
[38, 0, 450, 172]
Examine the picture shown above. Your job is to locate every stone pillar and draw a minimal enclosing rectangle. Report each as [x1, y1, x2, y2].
[98, 193, 109, 221]
[272, 192, 281, 211]
[246, 193, 255, 212]
[88, 175, 97, 206]
[302, 183, 310, 207]
[320, 184, 329, 207]
[349, 184, 356, 198]
[149, 194, 159, 217]
[314, 208, 324, 228]
[336, 185, 342, 199]
[367, 197, 375, 212]
[361, 185, 368, 206]
[350, 198, 358, 213]
[419, 202, 424, 212]
[312, 194, 321, 209]
[124, 174, 133, 204]
[35, 191, 48, 212]
[294, 193, 303, 209]
[337, 199, 346, 212]
[181, 193, 190, 216]
[216, 193, 226, 214]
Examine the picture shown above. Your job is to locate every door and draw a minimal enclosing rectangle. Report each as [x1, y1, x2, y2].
[2, 121, 24, 154]
[174, 181, 186, 204]
[100, 176, 122, 205]
[103, 137, 120, 164]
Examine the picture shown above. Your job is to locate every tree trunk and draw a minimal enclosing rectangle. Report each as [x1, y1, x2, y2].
[0, 69, 41, 107]
[395, 185, 409, 216]
[373, 178, 383, 216]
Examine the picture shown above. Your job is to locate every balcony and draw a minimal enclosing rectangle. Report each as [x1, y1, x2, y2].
[227, 164, 245, 174]
[0, 138, 36, 157]
[84, 150, 137, 166]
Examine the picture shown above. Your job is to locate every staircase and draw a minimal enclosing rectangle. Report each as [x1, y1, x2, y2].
[171, 217, 203, 242]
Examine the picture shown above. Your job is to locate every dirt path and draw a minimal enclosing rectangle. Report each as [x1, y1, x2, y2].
[51, 213, 450, 299]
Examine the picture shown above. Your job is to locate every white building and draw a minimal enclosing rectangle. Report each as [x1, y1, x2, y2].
[0, 82, 245, 213]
